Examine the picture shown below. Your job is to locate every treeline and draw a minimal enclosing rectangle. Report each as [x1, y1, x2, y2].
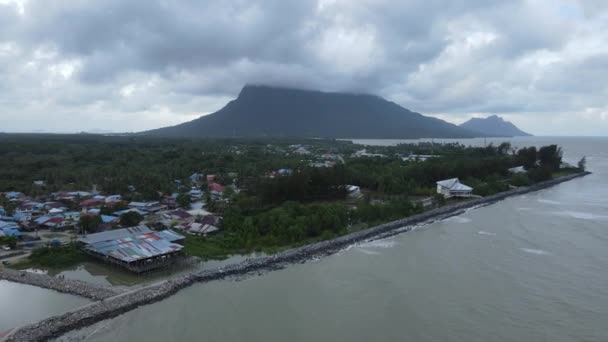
[219, 199, 422, 249]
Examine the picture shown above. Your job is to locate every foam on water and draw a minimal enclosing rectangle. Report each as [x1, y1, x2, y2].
[444, 216, 472, 224]
[358, 239, 397, 249]
[520, 248, 551, 256]
[477, 231, 497, 236]
[552, 211, 608, 220]
[537, 199, 561, 205]
[516, 207, 531, 211]
[357, 249, 381, 255]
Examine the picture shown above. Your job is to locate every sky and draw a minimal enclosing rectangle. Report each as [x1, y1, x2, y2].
[0, 0, 607, 136]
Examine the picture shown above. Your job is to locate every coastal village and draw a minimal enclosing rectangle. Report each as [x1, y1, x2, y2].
[0, 139, 574, 275]
[0, 142, 467, 273]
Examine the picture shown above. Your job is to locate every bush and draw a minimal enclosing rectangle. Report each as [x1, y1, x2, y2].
[28, 243, 86, 268]
[510, 173, 531, 187]
[528, 166, 553, 182]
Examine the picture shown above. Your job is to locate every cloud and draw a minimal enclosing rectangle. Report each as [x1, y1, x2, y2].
[0, 0, 607, 135]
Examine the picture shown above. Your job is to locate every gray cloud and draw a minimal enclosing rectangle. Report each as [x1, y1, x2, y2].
[0, 0, 607, 135]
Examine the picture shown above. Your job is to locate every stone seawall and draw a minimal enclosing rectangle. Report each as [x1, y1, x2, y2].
[4, 171, 590, 342]
[0, 268, 121, 301]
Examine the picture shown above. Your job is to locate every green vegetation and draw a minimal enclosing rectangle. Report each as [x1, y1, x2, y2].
[79, 215, 101, 234]
[0, 135, 581, 263]
[578, 156, 587, 171]
[120, 211, 143, 227]
[0, 236, 18, 249]
[15, 244, 87, 269]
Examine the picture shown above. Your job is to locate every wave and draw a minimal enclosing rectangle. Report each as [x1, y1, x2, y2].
[477, 231, 497, 236]
[537, 199, 561, 205]
[357, 249, 381, 255]
[520, 248, 550, 255]
[444, 216, 472, 224]
[554, 211, 608, 220]
[358, 239, 397, 249]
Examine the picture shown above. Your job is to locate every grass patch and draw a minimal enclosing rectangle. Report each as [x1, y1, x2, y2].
[41, 233, 68, 239]
[12, 243, 87, 269]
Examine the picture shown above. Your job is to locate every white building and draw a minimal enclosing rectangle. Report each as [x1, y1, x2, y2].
[508, 166, 527, 174]
[436, 178, 473, 198]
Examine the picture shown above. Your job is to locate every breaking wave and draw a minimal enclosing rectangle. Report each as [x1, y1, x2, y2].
[444, 216, 472, 224]
[520, 248, 550, 255]
[477, 231, 497, 236]
[537, 199, 561, 205]
[551, 211, 608, 220]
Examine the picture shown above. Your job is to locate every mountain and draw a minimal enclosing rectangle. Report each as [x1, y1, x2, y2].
[143, 85, 482, 139]
[459, 115, 532, 137]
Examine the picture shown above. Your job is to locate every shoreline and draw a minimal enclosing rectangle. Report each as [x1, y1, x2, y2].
[3, 171, 590, 342]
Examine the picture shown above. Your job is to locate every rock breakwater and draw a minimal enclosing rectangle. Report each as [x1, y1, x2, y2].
[0, 268, 121, 301]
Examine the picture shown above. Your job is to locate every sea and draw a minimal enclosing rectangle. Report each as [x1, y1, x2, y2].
[5, 137, 608, 341]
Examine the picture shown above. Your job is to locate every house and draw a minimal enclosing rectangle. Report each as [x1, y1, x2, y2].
[114, 208, 148, 217]
[346, 185, 362, 198]
[508, 166, 527, 174]
[277, 168, 293, 175]
[16, 203, 36, 213]
[0, 227, 22, 238]
[35, 216, 52, 226]
[294, 146, 311, 155]
[190, 173, 205, 184]
[49, 207, 65, 216]
[206, 175, 216, 182]
[68, 191, 92, 197]
[0, 220, 19, 230]
[5, 192, 24, 200]
[402, 154, 438, 162]
[208, 183, 225, 193]
[105, 195, 122, 203]
[12, 212, 32, 222]
[163, 209, 194, 222]
[64, 211, 81, 221]
[187, 223, 220, 236]
[80, 198, 105, 208]
[201, 215, 222, 227]
[33, 180, 46, 186]
[352, 149, 386, 158]
[436, 178, 473, 198]
[77, 226, 185, 273]
[42, 217, 69, 229]
[189, 189, 203, 198]
[128, 201, 167, 213]
[100, 215, 119, 225]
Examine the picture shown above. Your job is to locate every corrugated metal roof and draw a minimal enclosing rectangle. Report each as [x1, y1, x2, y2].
[78, 225, 153, 244]
[81, 227, 185, 263]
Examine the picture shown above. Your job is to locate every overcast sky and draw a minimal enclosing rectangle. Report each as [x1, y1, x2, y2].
[1, 0, 607, 135]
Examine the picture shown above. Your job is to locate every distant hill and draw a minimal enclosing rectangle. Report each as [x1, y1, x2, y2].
[459, 115, 532, 137]
[143, 85, 484, 139]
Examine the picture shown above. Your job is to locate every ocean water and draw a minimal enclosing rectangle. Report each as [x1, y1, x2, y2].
[48, 137, 608, 341]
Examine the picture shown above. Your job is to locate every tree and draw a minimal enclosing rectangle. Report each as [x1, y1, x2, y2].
[0, 195, 15, 216]
[538, 145, 562, 171]
[516, 146, 537, 170]
[79, 215, 102, 234]
[120, 211, 143, 227]
[528, 166, 553, 182]
[176, 193, 191, 208]
[0, 236, 18, 249]
[577, 156, 586, 171]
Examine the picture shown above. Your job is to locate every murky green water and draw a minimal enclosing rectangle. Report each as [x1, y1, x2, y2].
[0, 280, 89, 332]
